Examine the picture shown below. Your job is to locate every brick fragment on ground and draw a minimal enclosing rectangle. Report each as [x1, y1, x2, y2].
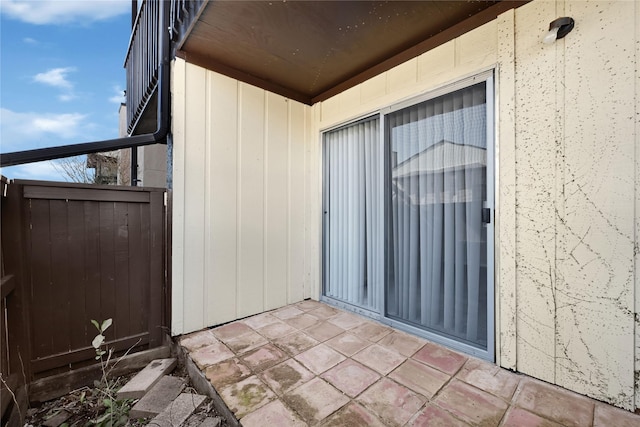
[116, 358, 177, 400]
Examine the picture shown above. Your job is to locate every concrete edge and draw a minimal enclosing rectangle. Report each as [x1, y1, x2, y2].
[172, 339, 241, 427]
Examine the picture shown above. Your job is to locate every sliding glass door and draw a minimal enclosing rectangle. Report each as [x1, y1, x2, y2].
[322, 74, 493, 357]
[323, 117, 381, 312]
[385, 80, 492, 352]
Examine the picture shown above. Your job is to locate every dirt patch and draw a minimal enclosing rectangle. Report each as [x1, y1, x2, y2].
[267, 363, 302, 391]
[24, 361, 229, 427]
[282, 393, 318, 424]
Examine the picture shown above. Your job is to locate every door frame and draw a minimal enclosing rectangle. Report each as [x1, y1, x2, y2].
[321, 69, 495, 362]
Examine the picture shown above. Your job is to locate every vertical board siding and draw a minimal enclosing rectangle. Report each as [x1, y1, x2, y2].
[172, 59, 311, 333]
[183, 64, 207, 332]
[635, 0, 640, 412]
[512, 0, 558, 384]
[265, 92, 289, 310]
[555, 0, 636, 408]
[208, 73, 238, 326]
[290, 102, 307, 303]
[171, 58, 187, 335]
[496, 8, 517, 371]
[238, 83, 266, 318]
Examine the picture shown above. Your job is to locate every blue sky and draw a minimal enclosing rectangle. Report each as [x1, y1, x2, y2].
[0, 0, 131, 181]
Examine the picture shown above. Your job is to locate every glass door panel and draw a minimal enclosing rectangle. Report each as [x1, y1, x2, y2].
[385, 81, 490, 350]
[323, 117, 381, 311]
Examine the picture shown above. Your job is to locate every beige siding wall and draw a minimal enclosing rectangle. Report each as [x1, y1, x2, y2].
[171, 59, 310, 335]
[312, 0, 639, 410]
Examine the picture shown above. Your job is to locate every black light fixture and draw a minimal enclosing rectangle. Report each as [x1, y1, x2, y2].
[543, 17, 575, 44]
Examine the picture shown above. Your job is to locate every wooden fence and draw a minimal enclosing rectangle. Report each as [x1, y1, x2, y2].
[1, 179, 166, 424]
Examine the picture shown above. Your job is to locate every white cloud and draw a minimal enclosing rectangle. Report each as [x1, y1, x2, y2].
[34, 67, 75, 90]
[23, 37, 38, 44]
[32, 113, 86, 136]
[108, 85, 125, 104]
[59, 93, 77, 102]
[0, 108, 89, 151]
[1, 0, 129, 26]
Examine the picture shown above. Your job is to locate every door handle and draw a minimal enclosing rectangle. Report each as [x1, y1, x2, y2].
[482, 208, 491, 224]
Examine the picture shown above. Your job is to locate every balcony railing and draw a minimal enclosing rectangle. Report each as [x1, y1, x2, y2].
[124, 0, 206, 135]
[124, 0, 166, 135]
[170, 0, 206, 50]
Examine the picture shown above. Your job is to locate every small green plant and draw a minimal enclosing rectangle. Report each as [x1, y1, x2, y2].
[88, 319, 133, 427]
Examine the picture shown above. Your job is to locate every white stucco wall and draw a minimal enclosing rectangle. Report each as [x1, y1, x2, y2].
[505, 0, 638, 410]
[170, 0, 639, 410]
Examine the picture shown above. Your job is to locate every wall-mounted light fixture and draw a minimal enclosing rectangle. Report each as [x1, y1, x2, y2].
[543, 17, 575, 44]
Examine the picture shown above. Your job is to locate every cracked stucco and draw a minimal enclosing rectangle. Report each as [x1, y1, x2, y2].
[499, 0, 638, 411]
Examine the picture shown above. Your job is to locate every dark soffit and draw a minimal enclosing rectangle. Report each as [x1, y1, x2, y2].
[177, 1, 528, 105]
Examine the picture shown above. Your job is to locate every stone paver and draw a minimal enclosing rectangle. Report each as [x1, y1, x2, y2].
[219, 375, 275, 419]
[150, 393, 207, 427]
[457, 357, 520, 401]
[224, 330, 268, 354]
[377, 331, 426, 357]
[129, 375, 185, 418]
[327, 312, 367, 329]
[180, 330, 217, 352]
[412, 342, 467, 375]
[182, 301, 640, 427]
[117, 358, 177, 399]
[435, 379, 508, 426]
[273, 306, 305, 320]
[350, 322, 393, 342]
[204, 358, 251, 390]
[352, 344, 405, 375]
[274, 331, 319, 356]
[211, 322, 253, 341]
[304, 321, 344, 342]
[242, 313, 281, 330]
[198, 417, 222, 427]
[307, 305, 340, 320]
[240, 400, 306, 427]
[325, 332, 370, 357]
[257, 321, 297, 340]
[294, 343, 345, 375]
[240, 344, 288, 373]
[501, 407, 563, 427]
[284, 313, 319, 330]
[190, 342, 234, 369]
[357, 378, 426, 427]
[515, 378, 595, 427]
[594, 402, 640, 427]
[388, 358, 449, 398]
[282, 377, 349, 424]
[260, 358, 315, 396]
[321, 359, 380, 398]
[407, 403, 470, 426]
[319, 402, 386, 427]
[295, 299, 323, 312]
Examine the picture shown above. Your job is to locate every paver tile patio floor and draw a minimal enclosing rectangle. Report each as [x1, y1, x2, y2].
[180, 301, 640, 426]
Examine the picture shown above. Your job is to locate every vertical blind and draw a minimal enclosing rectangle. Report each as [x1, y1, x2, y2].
[386, 82, 488, 349]
[323, 117, 381, 311]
